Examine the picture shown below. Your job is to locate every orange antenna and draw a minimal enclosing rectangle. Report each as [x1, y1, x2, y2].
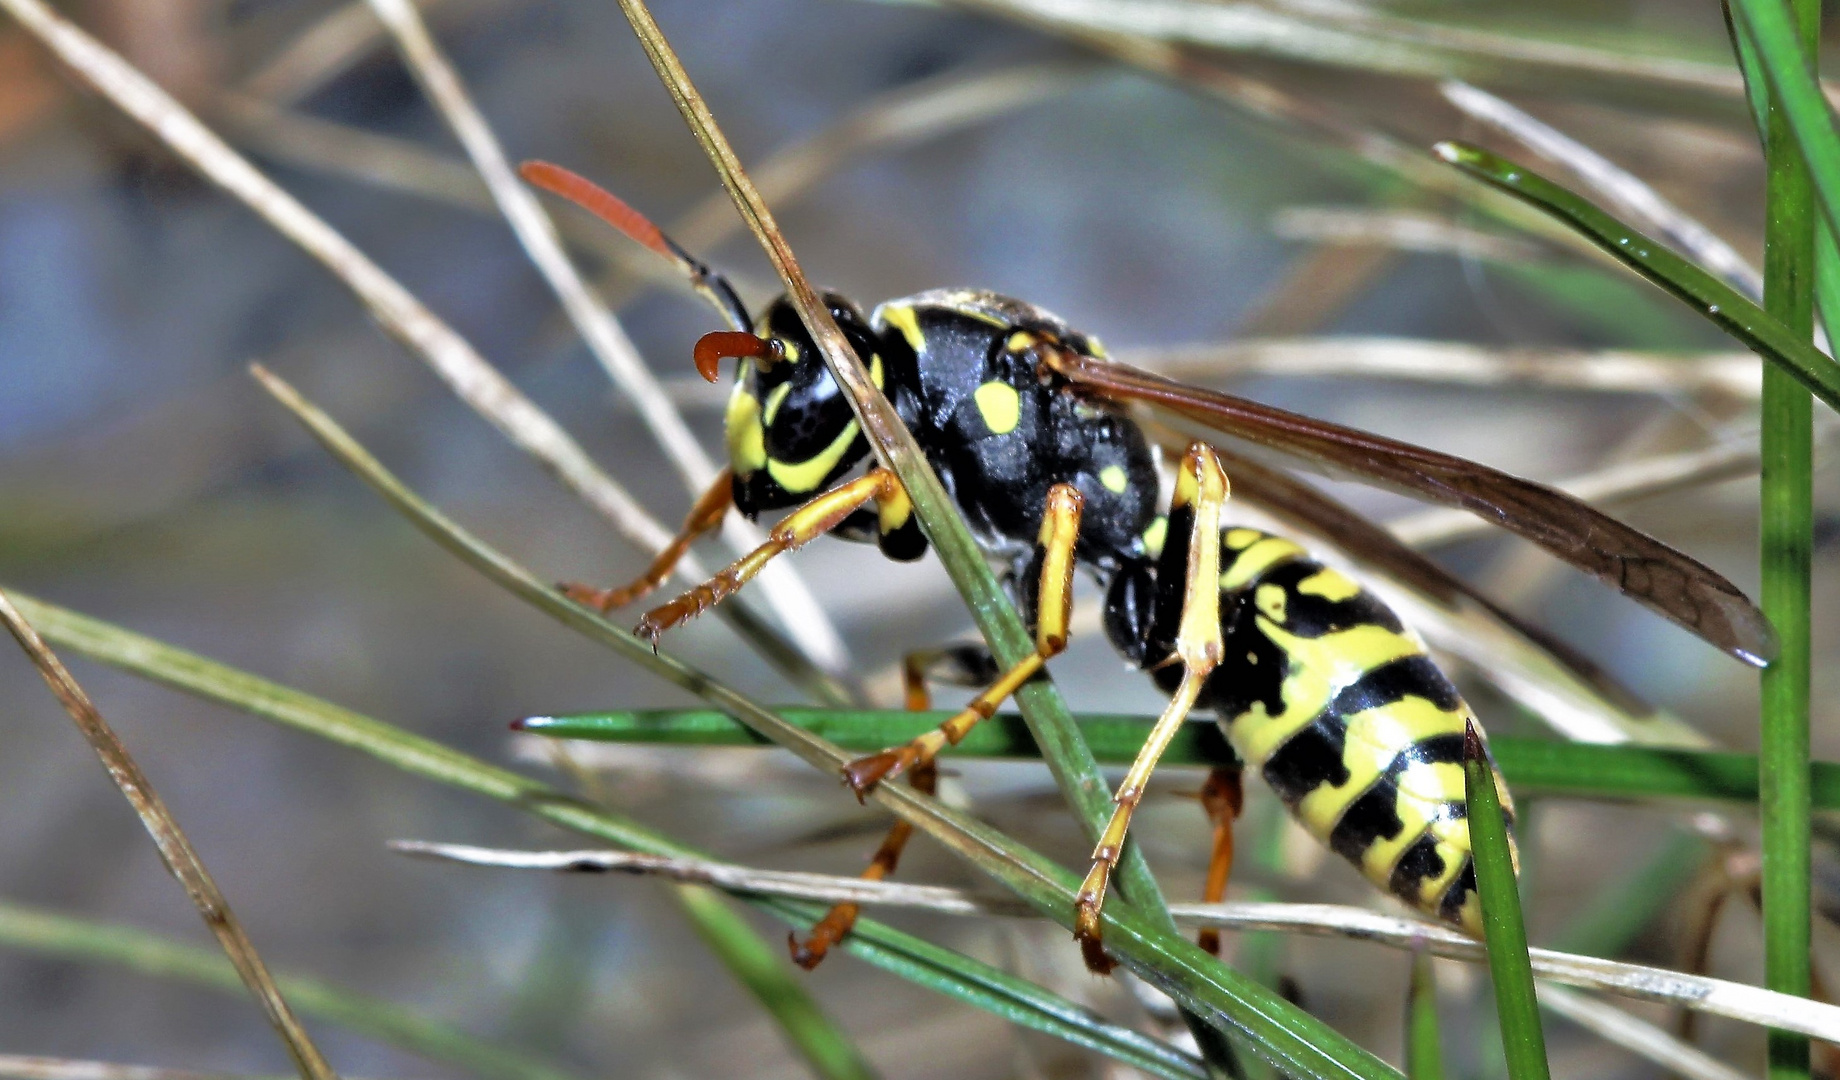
[694, 331, 782, 382]
[519, 160, 750, 331]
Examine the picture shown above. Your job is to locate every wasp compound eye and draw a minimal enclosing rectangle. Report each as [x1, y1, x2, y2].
[692, 331, 784, 382]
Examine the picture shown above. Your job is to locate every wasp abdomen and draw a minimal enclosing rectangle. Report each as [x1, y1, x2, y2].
[1205, 529, 1514, 935]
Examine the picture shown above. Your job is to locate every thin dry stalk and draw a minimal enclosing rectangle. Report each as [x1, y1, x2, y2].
[388, 839, 1840, 1041]
[1440, 80, 1763, 299]
[668, 61, 1091, 253]
[1271, 206, 1548, 262]
[240, 0, 455, 104]
[0, 0, 841, 682]
[363, 0, 846, 671]
[0, 1058, 291, 1080]
[0, 591, 336, 1080]
[1536, 985, 1750, 1080]
[218, 93, 492, 209]
[1135, 338, 1760, 399]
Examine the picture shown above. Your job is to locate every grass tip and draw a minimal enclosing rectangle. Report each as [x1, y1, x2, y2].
[1463, 718, 1484, 763]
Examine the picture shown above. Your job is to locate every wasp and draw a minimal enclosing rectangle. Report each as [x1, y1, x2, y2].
[519, 161, 1774, 973]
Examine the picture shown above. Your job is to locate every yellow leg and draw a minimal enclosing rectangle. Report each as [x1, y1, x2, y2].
[1074, 443, 1229, 974]
[842, 483, 1084, 797]
[562, 468, 734, 613]
[636, 470, 900, 647]
[1196, 764, 1245, 957]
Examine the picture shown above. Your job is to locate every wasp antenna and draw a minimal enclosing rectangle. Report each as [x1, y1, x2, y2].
[694, 331, 782, 382]
[519, 160, 751, 331]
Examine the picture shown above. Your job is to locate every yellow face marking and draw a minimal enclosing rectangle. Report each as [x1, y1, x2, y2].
[1224, 528, 1263, 551]
[1099, 465, 1129, 494]
[761, 382, 792, 427]
[1006, 331, 1037, 352]
[1228, 621, 1423, 766]
[766, 419, 860, 494]
[1220, 536, 1308, 591]
[973, 381, 1022, 435]
[724, 385, 766, 473]
[881, 304, 925, 353]
[1141, 517, 1168, 559]
[1297, 568, 1362, 602]
[779, 338, 801, 363]
[1255, 583, 1287, 624]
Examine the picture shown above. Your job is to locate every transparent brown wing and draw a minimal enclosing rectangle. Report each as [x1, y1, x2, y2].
[1049, 350, 1775, 667]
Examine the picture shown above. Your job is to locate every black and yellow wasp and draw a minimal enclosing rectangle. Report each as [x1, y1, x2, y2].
[520, 161, 1774, 973]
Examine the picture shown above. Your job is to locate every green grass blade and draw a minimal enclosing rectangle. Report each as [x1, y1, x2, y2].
[0, 899, 580, 1080]
[673, 885, 877, 1080]
[1433, 141, 1840, 415]
[1733, 2, 1821, 1078]
[4, 589, 1208, 1080]
[1405, 952, 1444, 1080]
[1464, 723, 1549, 1080]
[522, 709, 1840, 809]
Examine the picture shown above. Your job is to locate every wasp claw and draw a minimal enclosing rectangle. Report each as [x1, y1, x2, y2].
[841, 751, 903, 801]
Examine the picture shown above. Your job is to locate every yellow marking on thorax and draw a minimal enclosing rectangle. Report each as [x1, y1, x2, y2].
[1099, 465, 1129, 494]
[974, 381, 1021, 435]
[1297, 568, 1362, 602]
[1228, 621, 1424, 766]
[724, 385, 767, 472]
[1006, 331, 1037, 352]
[762, 382, 792, 426]
[1255, 583, 1287, 624]
[880, 304, 924, 353]
[1141, 517, 1168, 559]
[1220, 536, 1307, 591]
[1224, 528, 1263, 550]
[869, 351, 885, 389]
[766, 419, 860, 494]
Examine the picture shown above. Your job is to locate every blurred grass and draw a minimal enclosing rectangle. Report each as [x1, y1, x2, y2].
[0, 899, 581, 1080]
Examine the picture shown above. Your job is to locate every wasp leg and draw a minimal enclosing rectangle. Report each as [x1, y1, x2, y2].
[1196, 764, 1245, 956]
[636, 469, 901, 647]
[842, 484, 1084, 797]
[1074, 443, 1228, 974]
[561, 468, 735, 613]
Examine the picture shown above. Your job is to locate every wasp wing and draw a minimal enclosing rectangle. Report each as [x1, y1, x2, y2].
[1052, 351, 1775, 667]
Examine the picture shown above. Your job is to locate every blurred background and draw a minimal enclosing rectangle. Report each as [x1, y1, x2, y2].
[0, 0, 1833, 1076]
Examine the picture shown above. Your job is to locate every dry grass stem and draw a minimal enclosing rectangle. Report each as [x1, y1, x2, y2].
[0, 1057, 298, 1080]
[960, 0, 1744, 100]
[240, 0, 455, 104]
[1271, 206, 1549, 263]
[1535, 985, 1750, 1080]
[668, 61, 1091, 253]
[0, 590, 337, 1080]
[1136, 338, 1761, 399]
[218, 93, 493, 209]
[1440, 80, 1764, 299]
[0, 0, 848, 677]
[363, 0, 847, 672]
[389, 839, 1840, 1040]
